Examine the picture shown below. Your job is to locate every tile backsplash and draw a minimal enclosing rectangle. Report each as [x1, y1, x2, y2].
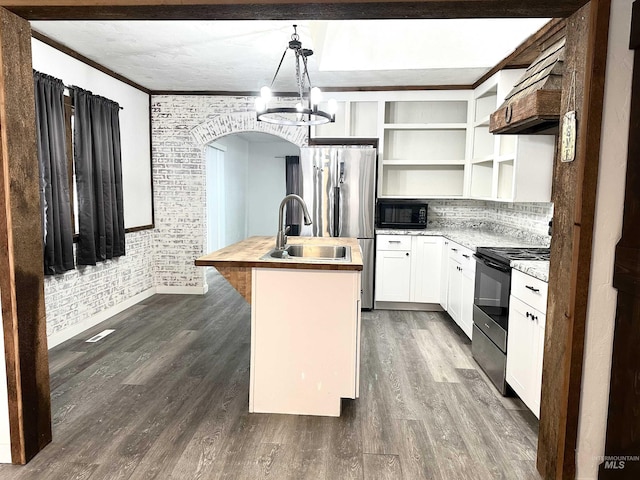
[426, 199, 553, 242]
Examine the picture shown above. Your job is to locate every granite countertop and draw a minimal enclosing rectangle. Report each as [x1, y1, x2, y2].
[377, 227, 550, 282]
[511, 260, 550, 282]
[376, 228, 550, 252]
[195, 236, 363, 271]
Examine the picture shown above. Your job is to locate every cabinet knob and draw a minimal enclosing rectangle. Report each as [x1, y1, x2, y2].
[406, 252, 409, 256]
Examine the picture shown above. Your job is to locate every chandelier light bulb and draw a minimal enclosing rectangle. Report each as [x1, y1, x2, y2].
[255, 97, 267, 113]
[327, 98, 338, 115]
[260, 86, 272, 101]
[310, 87, 322, 106]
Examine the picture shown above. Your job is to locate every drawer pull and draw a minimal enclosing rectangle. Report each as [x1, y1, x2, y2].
[484, 323, 490, 329]
[389, 240, 401, 243]
[462, 254, 470, 259]
[526, 285, 541, 293]
[451, 248, 458, 252]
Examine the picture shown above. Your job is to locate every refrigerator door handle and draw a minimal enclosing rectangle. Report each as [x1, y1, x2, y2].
[334, 186, 341, 237]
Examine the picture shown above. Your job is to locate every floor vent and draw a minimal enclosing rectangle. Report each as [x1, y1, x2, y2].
[86, 329, 115, 343]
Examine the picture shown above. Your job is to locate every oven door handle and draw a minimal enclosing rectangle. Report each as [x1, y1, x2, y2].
[473, 255, 511, 273]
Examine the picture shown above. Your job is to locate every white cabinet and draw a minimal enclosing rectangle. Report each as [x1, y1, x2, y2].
[375, 234, 442, 304]
[470, 70, 556, 202]
[311, 100, 379, 139]
[375, 235, 412, 302]
[410, 236, 442, 303]
[445, 241, 475, 340]
[447, 256, 463, 323]
[380, 95, 471, 198]
[506, 270, 548, 418]
[440, 239, 451, 309]
[460, 257, 476, 340]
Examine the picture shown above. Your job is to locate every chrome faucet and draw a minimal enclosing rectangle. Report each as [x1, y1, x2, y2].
[276, 194, 312, 250]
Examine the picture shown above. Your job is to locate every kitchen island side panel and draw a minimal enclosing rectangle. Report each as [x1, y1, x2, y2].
[250, 268, 360, 417]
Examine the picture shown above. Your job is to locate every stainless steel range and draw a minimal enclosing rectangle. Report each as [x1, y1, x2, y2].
[472, 246, 550, 395]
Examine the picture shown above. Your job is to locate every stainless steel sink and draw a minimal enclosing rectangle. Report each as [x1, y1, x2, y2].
[262, 245, 351, 262]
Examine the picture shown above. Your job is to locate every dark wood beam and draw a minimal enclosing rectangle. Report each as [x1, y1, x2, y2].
[473, 18, 567, 89]
[1, 0, 589, 21]
[536, 0, 611, 478]
[0, 6, 52, 464]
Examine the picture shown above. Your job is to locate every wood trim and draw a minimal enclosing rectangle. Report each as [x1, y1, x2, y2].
[536, 0, 611, 478]
[3, 1, 591, 21]
[473, 18, 567, 89]
[151, 86, 475, 96]
[151, 90, 299, 97]
[31, 30, 151, 94]
[600, 4, 640, 477]
[0, 7, 52, 463]
[308, 137, 379, 147]
[125, 224, 154, 234]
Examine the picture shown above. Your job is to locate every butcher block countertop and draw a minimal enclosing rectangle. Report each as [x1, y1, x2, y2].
[196, 236, 363, 271]
[196, 237, 363, 303]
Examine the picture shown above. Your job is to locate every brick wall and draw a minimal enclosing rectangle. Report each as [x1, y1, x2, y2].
[151, 95, 306, 291]
[44, 230, 154, 338]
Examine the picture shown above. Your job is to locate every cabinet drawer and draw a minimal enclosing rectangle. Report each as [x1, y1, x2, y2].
[511, 270, 548, 313]
[377, 235, 412, 251]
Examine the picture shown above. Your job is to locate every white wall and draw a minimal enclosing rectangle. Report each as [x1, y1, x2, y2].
[31, 38, 152, 230]
[576, 0, 633, 478]
[214, 135, 249, 246]
[247, 141, 298, 236]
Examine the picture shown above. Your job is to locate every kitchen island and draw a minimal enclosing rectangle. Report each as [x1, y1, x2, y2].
[196, 236, 363, 417]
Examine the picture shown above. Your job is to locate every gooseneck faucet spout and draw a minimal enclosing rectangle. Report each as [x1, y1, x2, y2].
[276, 194, 312, 250]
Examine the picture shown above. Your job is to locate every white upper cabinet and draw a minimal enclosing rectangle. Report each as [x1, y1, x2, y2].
[309, 81, 554, 201]
[311, 100, 379, 138]
[469, 71, 556, 202]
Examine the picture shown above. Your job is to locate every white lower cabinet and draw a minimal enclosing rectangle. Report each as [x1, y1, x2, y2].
[375, 234, 441, 304]
[440, 239, 450, 309]
[445, 241, 475, 340]
[447, 257, 463, 323]
[375, 249, 412, 302]
[506, 270, 548, 418]
[410, 236, 442, 303]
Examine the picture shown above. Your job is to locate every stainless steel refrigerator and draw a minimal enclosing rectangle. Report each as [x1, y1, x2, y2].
[298, 146, 377, 309]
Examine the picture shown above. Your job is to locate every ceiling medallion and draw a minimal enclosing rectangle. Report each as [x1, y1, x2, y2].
[255, 25, 337, 127]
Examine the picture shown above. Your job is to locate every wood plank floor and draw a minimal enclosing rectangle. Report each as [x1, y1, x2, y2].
[0, 270, 541, 479]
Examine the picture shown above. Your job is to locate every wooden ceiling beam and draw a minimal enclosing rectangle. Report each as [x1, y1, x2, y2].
[473, 17, 567, 89]
[1, 1, 589, 21]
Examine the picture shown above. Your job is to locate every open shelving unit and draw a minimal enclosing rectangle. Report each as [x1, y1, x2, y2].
[379, 98, 471, 198]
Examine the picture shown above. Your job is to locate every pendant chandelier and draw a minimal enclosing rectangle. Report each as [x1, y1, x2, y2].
[255, 25, 337, 126]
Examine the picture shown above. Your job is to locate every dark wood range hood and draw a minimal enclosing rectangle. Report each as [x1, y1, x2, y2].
[490, 38, 566, 135]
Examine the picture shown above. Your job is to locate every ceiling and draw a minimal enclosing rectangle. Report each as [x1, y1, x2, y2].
[30, 19, 550, 92]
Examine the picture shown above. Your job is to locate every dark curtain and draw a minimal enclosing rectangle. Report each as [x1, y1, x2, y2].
[34, 71, 74, 275]
[71, 86, 125, 265]
[285, 155, 301, 235]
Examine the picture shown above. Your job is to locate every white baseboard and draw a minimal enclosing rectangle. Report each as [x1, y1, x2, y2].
[47, 287, 156, 350]
[155, 285, 207, 295]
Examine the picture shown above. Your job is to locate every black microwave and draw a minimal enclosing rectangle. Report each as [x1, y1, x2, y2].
[376, 200, 428, 229]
